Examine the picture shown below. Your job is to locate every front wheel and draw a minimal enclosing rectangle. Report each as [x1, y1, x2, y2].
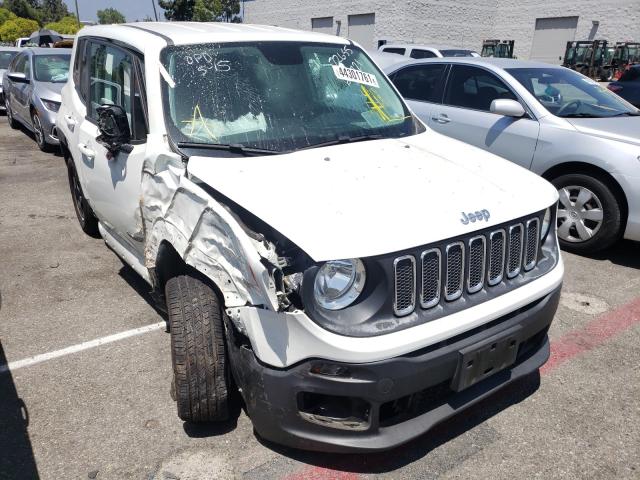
[551, 173, 622, 254]
[67, 159, 99, 237]
[166, 274, 231, 423]
[32, 111, 51, 152]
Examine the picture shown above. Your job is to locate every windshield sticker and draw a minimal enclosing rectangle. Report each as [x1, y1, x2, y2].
[332, 65, 379, 88]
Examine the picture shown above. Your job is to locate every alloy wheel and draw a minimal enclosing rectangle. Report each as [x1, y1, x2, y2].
[32, 113, 45, 147]
[70, 167, 86, 223]
[557, 186, 604, 243]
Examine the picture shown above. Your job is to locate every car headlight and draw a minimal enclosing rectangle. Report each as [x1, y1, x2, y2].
[313, 259, 366, 310]
[541, 207, 552, 240]
[42, 99, 60, 112]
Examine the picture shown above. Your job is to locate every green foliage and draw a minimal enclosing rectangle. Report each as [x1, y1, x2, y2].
[0, 7, 17, 25]
[193, 0, 221, 22]
[158, 0, 195, 21]
[0, 16, 39, 41]
[44, 15, 79, 34]
[97, 7, 126, 25]
[40, 0, 69, 24]
[219, 0, 239, 22]
[2, 0, 39, 22]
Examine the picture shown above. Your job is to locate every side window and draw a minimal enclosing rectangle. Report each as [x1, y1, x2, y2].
[444, 65, 517, 112]
[24, 55, 31, 79]
[382, 47, 406, 56]
[409, 49, 437, 59]
[391, 64, 448, 103]
[88, 42, 133, 124]
[73, 38, 85, 87]
[12, 54, 26, 74]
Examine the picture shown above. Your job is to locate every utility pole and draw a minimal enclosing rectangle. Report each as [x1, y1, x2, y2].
[151, 0, 159, 21]
[74, 0, 81, 27]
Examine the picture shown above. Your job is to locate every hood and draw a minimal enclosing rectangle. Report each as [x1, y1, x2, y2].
[34, 81, 63, 102]
[566, 116, 640, 147]
[187, 131, 558, 261]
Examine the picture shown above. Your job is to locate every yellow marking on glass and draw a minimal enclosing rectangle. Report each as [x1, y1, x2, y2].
[361, 84, 391, 122]
[181, 104, 218, 141]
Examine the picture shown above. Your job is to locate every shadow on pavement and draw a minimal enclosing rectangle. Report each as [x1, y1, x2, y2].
[259, 370, 541, 474]
[586, 240, 640, 269]
[117, 264, 168, 325]
[0, 341, 40, 479]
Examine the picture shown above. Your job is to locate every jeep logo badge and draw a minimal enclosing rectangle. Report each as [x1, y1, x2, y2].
[461, 209, 491, 225]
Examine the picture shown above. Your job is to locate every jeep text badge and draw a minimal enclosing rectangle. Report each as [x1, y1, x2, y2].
[461, 209, 491, 225]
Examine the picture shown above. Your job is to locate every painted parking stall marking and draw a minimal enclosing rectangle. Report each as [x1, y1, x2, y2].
[0, 321, 166, 374]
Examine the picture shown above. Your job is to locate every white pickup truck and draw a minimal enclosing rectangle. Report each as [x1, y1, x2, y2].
[56, 22, 563, 452]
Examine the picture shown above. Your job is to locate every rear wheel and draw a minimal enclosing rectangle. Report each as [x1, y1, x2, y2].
[67, 159, 99, 237]
[5, 98, 19, 129]
[166, 274, 230, 423]
[551, 173, 622, 254]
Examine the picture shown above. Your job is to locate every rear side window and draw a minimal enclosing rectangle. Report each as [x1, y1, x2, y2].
[619, 67, 640, 82]
[391, 64, 447, 103]
[444, 65, 517, 111]
[383, 47, 406, 56]
[410, 49, 437, 59]
[11, 53, 26, 73]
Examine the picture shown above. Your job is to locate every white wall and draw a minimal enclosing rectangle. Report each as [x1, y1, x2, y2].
[243, 0, 639, 58]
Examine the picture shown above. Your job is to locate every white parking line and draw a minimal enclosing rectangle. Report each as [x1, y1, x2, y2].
[0, 321, 166, 374]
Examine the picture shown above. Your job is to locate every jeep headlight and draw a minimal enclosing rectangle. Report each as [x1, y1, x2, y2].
[541, 207, 552, 240]
[313, 259, 366, 310]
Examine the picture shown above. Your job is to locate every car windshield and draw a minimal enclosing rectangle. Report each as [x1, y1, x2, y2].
[507, 67, 639, 118]
[0, 51, 18, 69]
[34, 54, 70, 83]
[440, 49, 475, 57]
[160, 41, 422, 154]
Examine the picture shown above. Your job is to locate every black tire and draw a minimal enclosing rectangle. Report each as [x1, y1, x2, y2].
[66, 159, 100, 237]
[551, 173, 623, 254]
[31, 111, 52, 152]
[5, 99, 19, 129]
[166, 274, 230, 423]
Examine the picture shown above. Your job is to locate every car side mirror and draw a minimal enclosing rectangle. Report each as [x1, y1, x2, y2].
[8, 72, 29, 83]
[96, 104, 133, 155]
[490, 99, 526, 118]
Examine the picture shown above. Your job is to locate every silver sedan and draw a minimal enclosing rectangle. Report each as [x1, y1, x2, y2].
[383, 57, 640, 254]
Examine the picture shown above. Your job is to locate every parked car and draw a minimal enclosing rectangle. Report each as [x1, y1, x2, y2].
[379, 43, 480, 59]
[0, 46, 21, 112]
[58, 23, 563, 452]
[15, 37, 30, 48]
[2, 47, 71, 151]
[384, 57, 640, 253]
[608, 64, 640, 107]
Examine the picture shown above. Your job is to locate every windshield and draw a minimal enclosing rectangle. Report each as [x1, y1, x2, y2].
[160, 41, 421, 154]
[507, 67, 639, 118]
[0, 51, 18, 69]
[440, 49, 475, 57]
[34, 54, 70, 83]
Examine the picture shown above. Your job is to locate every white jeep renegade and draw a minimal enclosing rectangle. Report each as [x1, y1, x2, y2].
[57, 23, 563, 452]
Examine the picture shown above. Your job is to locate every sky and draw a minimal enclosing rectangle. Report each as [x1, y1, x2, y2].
[62, 0, 165, 23]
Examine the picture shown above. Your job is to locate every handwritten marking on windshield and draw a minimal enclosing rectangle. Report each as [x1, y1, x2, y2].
[328, 45, 354, 66]
[181, 104, 219, 141]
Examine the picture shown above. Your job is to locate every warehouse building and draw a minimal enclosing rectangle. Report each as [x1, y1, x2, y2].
[242, 0, 640, 63]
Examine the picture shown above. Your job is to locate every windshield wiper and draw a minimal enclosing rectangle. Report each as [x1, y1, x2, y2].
[560, 113, 599, 118]
[177, 142, 280, 156]
[607, 111, 640, 117]
[298, 134, 384, 151]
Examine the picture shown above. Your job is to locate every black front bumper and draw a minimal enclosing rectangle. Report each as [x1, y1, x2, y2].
[228, 285, 561, 453]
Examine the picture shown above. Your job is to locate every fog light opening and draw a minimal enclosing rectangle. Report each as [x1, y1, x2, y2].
[297, 392, 370, 431]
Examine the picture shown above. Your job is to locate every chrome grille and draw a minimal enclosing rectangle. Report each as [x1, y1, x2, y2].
[393, 256, 416, 316]
[391, 214, 543, 317]
[467, 236, 486, 294]
[524, 219, 539, 271]
[507, 224, 524, 279]
[488, 229, 506, 286]
[444, 242, 464, 301]
[420, 249, 441, 309]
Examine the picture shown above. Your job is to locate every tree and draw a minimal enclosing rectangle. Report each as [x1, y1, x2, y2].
[97, 7, 126, 24]
[2, 0, 39, 22]
[219, 0, 239, 22]
[0, 16, 39, 41]
[0, 7, 17, 25]
[40, 0, 69, 24]
[193, 0, 221, 22]
[45, 15, 80, 34]
[158, 0, 195, 21]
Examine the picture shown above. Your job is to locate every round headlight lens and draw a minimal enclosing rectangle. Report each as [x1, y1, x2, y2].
[541, 207, 552, 240]
[314, 259, 366, 310]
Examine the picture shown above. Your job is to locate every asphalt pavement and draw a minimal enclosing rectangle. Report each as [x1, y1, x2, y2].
[0, 119, 639, 480]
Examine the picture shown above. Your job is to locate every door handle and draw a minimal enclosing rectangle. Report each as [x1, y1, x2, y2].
[431, 114, 451, 124]
[64, 115, 76, 130]
[77, 143, 96, 159]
